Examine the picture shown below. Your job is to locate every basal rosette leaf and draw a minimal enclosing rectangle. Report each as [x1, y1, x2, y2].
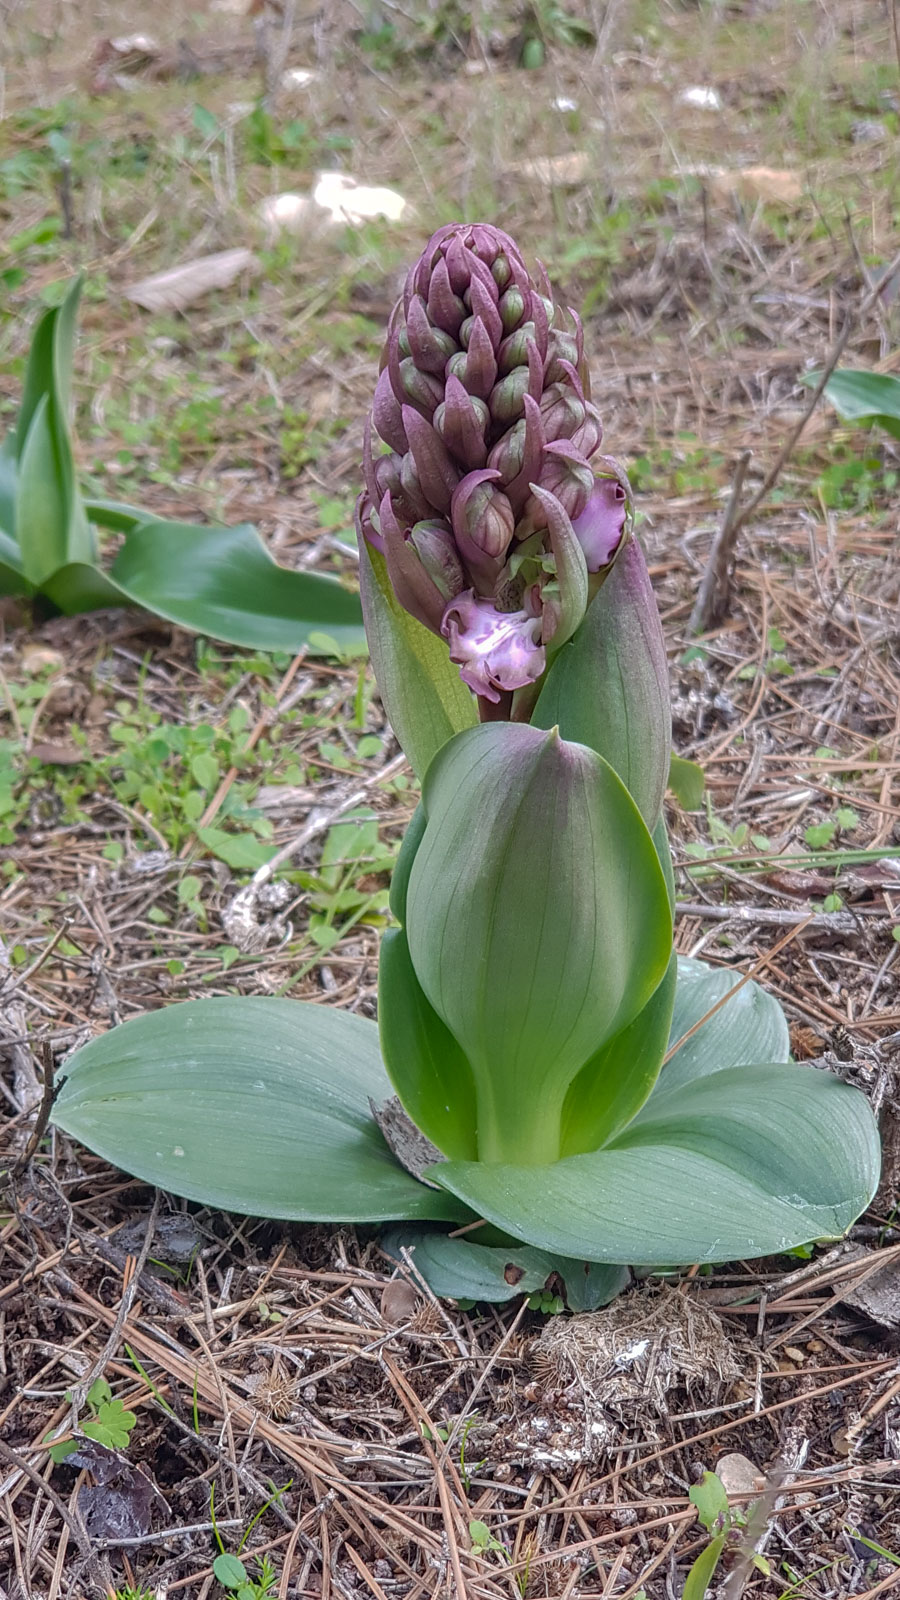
[52, 998, 464, 1224]
[428, 957, 880, 1264]
[400, 722, 672, 1164]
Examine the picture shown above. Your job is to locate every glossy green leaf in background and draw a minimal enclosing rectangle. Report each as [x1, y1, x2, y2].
[804, 367, 900, 441]
[532, 537, 671, 830]
[403, 723, 672, 1164]
[358, 535, 477, 779]
[52, 998, 464, 1224]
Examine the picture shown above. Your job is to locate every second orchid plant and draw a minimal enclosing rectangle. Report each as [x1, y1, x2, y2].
[53, 224, 879, 1308]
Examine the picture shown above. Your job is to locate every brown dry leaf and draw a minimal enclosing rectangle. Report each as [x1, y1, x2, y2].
[381, 1279, 420, 1325]
[708, 166, 803, 207]
[506, 151, 592, 186]
[30, 741, 84, 766]
[843, 1254, 900, 1330]
[123, 249, 261, 314]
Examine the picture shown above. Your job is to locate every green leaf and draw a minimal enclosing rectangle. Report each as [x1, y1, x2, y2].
[533, 538, 671, 829]
[105, 520, 367, 656]
[358, 537, 477, 779]
[213, 1553, 248, 1589]
[383, 1229, 559, 1302]
[689, 1471, 729, 1533]
[804, 368, 900, 441]
[0, 432, 19, 544]
[385, 1228, 629, 1309]
[47, 1438, 78, 1464]
[86, 1377, 112, 1408]
[403, 723, 672, 1164]
[15, 392, 94, 583]
[559, 952, 677, 1156]
[85, 497, 164, 532]
[430, 1060, 879, 1265]
[196, 828, 277, 871]
[16, 282, 78, 456]
[378, 928, 477, 1160]
[651, 953, 790, 1100]
[52, 998, 466, 1224]
[668, 754, 705, 811]
[682, 1534, 726, 1600]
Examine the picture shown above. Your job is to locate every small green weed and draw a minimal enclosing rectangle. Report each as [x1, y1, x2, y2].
[46, 1377, 137, 1462]
[210, 1478, 291, 1597]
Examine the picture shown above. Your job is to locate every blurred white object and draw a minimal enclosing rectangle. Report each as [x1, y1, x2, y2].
[679, 85, 721, 111]
[281, 67, 318, 90]
[552, 96, 578, 112]
[258, 175, 410, 241]
[312, 172, 409, 225]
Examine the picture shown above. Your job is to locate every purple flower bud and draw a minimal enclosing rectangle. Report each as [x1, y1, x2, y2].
[571, 404, 603, 458]
[396, 357, 444, 417]
[456, 316, 498, 400]
[426, 256, 466, 336]
[451, 469, 515, 559]
[468, 274, 503, 348]
[433, 375, 490, 470]
[402, 405, 461, 514]
[372, 366, 408, 454]
[405, 294, 458, 374]
[380, 494, 448, 634]
[499, 287, 526, 333]
[572, 476, 628, 572]
[489, 393, 545, 514]
[441, 589, 545, 702]
[539, 382, 586, 441]
[409, 520, 466, 602]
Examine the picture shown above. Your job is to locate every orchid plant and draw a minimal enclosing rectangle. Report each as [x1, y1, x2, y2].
[52, 225, 880, 1309]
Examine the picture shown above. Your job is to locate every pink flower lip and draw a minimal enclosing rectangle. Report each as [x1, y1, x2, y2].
[441, 589, 545, 703]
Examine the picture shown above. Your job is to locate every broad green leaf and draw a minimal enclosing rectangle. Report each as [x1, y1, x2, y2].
[16, 298, 61, 455]
[559, 952, 677, 1156]
[668, 753, 705, 810]
[45, 520, 367, 655]
[533, 538, 671, 829]
[40, 560, 129, 612]
[16, 393, 93, 583]
[382, 1229, 629, 1308]
[804, 368, 900, 441]
[405, 724, 672, 1164]
[648, 953, 790, 1102]
[382, 1229, 558, 1302]
[430, 1061, 880, 1264]
[388, 800, 427, 923]
[0, 432, 18, 542]
[52, 998, 464, 1223]
[562, 1258, 631, 1312]
[85, 497, 161, 533]
[379, 928, 477, 1160]
[358, 536, 477, 779]
[682, 1534, 726, 1600]
[0, 552, 28, 597]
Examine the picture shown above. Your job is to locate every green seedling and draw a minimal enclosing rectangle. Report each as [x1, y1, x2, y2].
[46, 1377, 137, 1462]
